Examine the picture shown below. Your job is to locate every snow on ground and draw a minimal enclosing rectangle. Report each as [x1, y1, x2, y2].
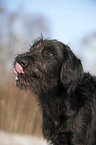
[0, 131, 47, 145]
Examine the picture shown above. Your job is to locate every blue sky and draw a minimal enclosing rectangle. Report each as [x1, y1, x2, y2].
[1, 0, 96, 73]
[4, 0, 96, 44]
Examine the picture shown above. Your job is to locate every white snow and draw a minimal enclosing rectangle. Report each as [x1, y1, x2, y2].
[0, 131, 47, 145]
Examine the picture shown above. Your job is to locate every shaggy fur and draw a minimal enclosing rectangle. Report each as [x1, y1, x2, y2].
[14, 39, 96, 145]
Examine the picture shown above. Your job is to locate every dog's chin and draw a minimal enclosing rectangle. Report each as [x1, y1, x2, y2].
[15, 74, 41, 94]
[15, 75, 27, 90]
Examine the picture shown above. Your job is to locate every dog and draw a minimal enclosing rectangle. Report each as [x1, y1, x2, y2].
[13, 38, 96, 145]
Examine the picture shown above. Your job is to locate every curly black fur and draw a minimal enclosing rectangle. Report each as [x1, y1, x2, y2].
[14, 39, 96, 145]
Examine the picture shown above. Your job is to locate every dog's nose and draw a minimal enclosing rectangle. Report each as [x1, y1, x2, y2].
[18, 58, 28, 68]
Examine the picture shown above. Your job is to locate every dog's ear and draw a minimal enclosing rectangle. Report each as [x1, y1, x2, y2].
[60, 45, 83, 88]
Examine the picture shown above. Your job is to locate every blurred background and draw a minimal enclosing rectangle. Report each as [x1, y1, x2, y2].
[0, 0, 96, 144]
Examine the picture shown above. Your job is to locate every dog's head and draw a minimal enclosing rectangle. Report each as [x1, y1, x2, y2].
[13, 39, 83, 94]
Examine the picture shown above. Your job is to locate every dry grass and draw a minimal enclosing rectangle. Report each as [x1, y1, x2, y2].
[0, 75, 42, 137]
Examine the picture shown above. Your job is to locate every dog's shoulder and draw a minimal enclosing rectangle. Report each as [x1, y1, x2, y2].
[79, 72, 96, 90]
[74, 72, 96, 101]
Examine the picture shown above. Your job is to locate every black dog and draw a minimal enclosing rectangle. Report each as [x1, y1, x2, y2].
[14, 38, 96, 145]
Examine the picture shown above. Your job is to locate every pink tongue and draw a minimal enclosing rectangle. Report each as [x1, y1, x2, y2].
[14, 62, 24, 74]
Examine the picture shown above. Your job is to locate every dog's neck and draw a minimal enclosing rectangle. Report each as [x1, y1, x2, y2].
[37, 79, 78, 121]
[38, 85, 66, 114]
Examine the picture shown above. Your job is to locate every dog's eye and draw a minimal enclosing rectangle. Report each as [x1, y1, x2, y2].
[43, 50, 53, 57]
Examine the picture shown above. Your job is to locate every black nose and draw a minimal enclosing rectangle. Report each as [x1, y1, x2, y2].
[17, 58, 28, 67]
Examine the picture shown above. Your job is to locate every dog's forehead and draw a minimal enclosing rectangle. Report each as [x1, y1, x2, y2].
[31, 39, 64, 56]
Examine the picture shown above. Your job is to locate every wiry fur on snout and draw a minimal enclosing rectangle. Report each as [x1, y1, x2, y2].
[14, 38, 96, 145]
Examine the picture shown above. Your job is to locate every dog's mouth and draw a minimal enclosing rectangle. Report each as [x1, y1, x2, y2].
[13, 62, 41, 82]
[13, 62, 25, 81]
[14, 62, 24, 74]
